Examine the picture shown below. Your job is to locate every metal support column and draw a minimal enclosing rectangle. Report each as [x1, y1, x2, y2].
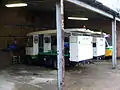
[112, 18, 117, 68]
[56, 0, 65, 90]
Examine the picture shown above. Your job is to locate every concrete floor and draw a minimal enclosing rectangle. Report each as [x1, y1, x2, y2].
[0, 61, 120, 90]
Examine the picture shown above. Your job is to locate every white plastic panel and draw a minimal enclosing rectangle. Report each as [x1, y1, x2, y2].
[69, 43, 78, 61]
[26, 35, 39, 55]
[70, 36, 93, 62]
[70, 36, 77, 43]
[44, 35, 51, 52]
[26, 47, 33, 55]
[33, 35, 39, 55]
[93, 47, 97, 56]
[79, 44, 93, 60]
[93, 37, 105, 57]
[78, 36, 93, 45]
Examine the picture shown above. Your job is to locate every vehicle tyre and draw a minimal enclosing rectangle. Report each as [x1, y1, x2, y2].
[69, 62, 77, 67]
[45, 57, 52, 67]
[53, 60, 57, 69]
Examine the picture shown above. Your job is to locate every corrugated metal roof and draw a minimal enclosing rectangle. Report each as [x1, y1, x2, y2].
[81, 0, 119, 18]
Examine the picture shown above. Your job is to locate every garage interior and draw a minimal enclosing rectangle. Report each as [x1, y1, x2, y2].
[0, 0, 118, 67]
[0, 0, 120, 90]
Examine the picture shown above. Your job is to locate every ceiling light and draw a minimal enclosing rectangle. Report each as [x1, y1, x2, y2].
[5, 3, 27, 7]
[68, 17, 88, 20]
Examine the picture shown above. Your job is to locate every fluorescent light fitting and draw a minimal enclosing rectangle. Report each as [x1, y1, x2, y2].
[68, 17, 88, 20]
[5, 3, 27, 7]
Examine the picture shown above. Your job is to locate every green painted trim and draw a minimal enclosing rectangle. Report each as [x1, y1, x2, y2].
[29, 55, 38, 59]
[26, 55, 38, 56]
[106, 48, 112, 50]
[39, 52, 70, 56]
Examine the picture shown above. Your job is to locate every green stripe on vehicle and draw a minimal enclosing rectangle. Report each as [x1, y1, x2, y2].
[106, 48, 112, 50]
[39, 52, 70, 56]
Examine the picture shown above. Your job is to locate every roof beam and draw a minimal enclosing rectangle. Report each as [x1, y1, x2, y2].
[66, 0, 114, 19]
[116, 17, 120, 22]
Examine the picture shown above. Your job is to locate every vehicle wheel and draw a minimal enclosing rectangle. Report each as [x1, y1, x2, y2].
[48, 59, 53, 67]
[101, 56, 105, 60]
[99, 57, 102, 60]
[69, 62, 77, 67]
[53, 60, 57, 69]
[25, 56, 32, 65]
[45, 57, 53, 67]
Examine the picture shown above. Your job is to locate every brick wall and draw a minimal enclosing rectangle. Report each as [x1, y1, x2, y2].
[0, 8, 51, 48]
[0, 8, 31, 48]
[117, 23, 120, 57]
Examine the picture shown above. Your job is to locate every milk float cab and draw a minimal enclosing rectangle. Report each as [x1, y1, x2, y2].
[104, 34, 112, 58]
[25, 28, 93, 68]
